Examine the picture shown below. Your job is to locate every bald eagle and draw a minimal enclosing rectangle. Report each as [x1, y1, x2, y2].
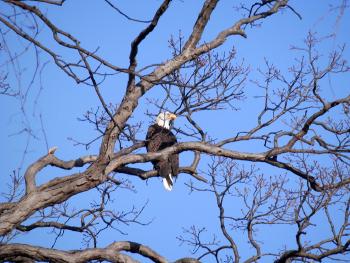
[146, 112, 179, 191]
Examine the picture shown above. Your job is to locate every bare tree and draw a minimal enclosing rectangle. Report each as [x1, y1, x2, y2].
[0, 0, 349, 262]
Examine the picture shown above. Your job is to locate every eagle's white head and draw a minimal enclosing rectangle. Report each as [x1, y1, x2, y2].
[156, 111, 177, 130]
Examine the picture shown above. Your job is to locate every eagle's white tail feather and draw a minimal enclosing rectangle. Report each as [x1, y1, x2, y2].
[162, 173, 173, 191]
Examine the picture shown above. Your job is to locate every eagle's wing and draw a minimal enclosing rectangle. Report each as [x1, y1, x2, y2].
[146, 125, 179, 191]
[170, 153, 179, 176]
[167, 130, 179, 176]
[146, 125, 162, 152]
[146, 125, 177, 151]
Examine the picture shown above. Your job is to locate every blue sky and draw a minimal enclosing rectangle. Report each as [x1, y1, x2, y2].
[0, 0, 349, 262]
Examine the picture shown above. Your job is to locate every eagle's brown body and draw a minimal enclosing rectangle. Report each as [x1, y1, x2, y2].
[146, 123, 179, 190]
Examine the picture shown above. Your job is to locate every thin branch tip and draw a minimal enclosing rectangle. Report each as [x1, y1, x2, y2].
[48, 146, 58, 155]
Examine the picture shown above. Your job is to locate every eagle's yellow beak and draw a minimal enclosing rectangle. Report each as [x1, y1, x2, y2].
[168, 113, 177, 120]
